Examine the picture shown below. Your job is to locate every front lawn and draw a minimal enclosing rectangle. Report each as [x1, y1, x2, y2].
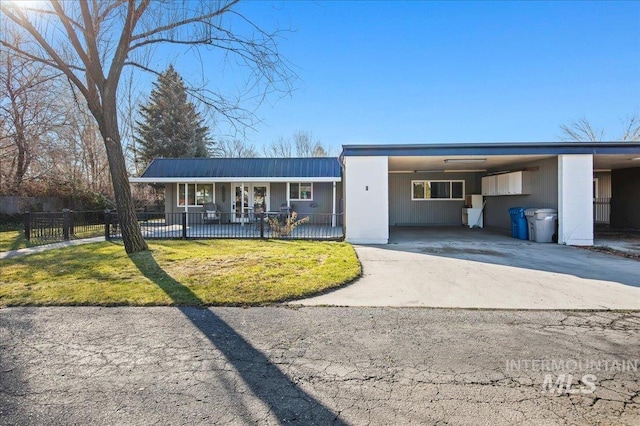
[0, 230, 34, 252]
[0, 240, 361, 306]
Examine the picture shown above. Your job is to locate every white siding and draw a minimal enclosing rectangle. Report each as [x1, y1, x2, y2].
[558, 154, 593, 246]
[344, 156, 389, 244]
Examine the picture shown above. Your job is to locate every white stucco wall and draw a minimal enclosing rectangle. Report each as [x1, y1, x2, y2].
[558, 154, 593, 246]
[344, 156, 389, 244]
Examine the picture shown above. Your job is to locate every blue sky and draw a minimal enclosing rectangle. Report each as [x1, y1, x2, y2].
[166, 1, 640, 150]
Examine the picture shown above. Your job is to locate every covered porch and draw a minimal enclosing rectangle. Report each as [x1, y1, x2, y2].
[129, 157, 344, 229]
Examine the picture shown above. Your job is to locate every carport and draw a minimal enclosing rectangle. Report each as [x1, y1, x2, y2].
[341, 142, 640, 246]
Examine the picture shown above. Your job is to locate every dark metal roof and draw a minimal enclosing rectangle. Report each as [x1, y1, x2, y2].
[139, 157, 342, 179]
[341, 142, 640, 157]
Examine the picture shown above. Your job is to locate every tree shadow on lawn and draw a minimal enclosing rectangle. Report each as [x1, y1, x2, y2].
[7, 231, 31, 251]
[129, 250, 345, 425]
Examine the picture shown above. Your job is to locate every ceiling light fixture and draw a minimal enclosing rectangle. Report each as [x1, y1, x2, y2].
[444, 158, 487, 164]
[443, 169, 487, 173]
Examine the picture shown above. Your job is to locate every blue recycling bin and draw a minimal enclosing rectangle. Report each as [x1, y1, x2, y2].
[508, 207, 529, 240]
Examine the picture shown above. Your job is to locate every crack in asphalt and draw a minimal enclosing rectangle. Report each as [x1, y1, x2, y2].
[1, 307, 638, 425]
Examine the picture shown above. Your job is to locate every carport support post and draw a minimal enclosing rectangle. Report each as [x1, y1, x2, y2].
[343, 156, 389, 244]
[558, 154, 594, 246]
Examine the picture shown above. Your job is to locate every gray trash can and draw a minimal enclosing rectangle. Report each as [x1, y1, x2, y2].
[533, 208, 557, 243]
[524, 208, 538, 241]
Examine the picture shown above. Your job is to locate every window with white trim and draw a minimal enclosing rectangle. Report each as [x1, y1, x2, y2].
[177, 183, 214, 206]
[289, 182, 313, 200]
[411, 180, 464, 200]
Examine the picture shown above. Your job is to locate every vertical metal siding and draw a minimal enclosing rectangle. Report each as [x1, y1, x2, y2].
[270, 183, 287, 210]
[594, 172, 611, 198]
[389, 172, 480, 226]
[289, 182, 332, 215]
[484, 157, 559, 229]
[165, 183, 175, 214]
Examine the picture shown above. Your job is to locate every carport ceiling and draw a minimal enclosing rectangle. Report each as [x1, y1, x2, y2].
[389, 154, 640, 172]
[593, 155, 640, 170]
[388, 155, 554, 173]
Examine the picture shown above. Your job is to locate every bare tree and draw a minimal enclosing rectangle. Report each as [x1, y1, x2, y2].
[263, 130, 333, 157]
[217, 139, 259, 158]
[620, 115, 640, 142]
[0, 34, 65, 194]
[1, 0, 294, 253]
[293, 130, 329, 157]
[560, 115, 640, 142]
[49, 103, 112, 196]
[263, 136, 293, 157]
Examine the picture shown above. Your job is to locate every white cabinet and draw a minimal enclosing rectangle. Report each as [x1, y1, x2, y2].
[481, 171, 530, 196]
[481, 175, 497, 196]
[508, 172, 523, 195]
[497, 174, 508, 195]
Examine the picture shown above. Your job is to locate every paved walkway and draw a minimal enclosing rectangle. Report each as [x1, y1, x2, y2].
[298, 227, 640, 309]
[0, 236, 104, 260]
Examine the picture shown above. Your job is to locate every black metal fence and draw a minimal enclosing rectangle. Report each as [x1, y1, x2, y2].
[106, 211, 344, 241]
[24, 210, 105, 245]
[23, 210, 344, 244]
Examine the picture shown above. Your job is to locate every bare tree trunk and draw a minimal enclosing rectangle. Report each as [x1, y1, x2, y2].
[96, 95, 148, 254]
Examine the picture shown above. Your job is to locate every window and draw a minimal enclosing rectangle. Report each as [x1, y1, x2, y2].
[177, 183, 213, 206]
[411, 180, 465, 200]
[289, 182, 313, 200]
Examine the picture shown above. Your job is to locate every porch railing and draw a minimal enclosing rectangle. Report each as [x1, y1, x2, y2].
[105, 211, 344, 241]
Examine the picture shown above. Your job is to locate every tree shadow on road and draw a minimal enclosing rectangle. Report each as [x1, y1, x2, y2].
[129, 250, 345, 425]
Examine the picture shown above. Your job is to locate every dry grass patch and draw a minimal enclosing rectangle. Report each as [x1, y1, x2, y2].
[0, 239, 361, 306]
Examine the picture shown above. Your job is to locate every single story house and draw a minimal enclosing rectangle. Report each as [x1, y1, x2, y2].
[129, 157, 343, 226]
[130, 142, 640, 245]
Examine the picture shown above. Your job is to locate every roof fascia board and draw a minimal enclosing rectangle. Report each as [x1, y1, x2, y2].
[130, 177, 341, 183]
[341, 142, 640, 157]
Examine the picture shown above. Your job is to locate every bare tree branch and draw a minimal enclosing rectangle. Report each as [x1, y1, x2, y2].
[560, 117, 604, 142]
[560, 115, 640, 142]
[620, 114, 640, 142]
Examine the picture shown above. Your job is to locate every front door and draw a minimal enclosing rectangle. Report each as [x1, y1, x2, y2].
[231, 184, 270, 223]
[232, 185, 249, 223]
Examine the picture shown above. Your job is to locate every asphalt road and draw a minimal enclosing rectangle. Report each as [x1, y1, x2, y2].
[1, 307, 639, 425]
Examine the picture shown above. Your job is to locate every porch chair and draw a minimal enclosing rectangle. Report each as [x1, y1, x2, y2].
[278, 203, 293, 222]
[202, 203, 220, 224]
[251, 202, 270, 230]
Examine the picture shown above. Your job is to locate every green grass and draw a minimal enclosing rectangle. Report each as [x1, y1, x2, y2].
[0, 230, 34, 252]
[0, 240, 361, 306]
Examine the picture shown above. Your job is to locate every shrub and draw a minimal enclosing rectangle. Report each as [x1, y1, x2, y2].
[267, 211, 309, 237]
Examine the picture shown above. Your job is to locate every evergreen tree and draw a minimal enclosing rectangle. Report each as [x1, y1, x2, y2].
[135, 65, 211, 168]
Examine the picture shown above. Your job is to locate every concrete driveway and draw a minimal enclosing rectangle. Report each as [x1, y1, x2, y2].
[298, 227, 640, 309]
